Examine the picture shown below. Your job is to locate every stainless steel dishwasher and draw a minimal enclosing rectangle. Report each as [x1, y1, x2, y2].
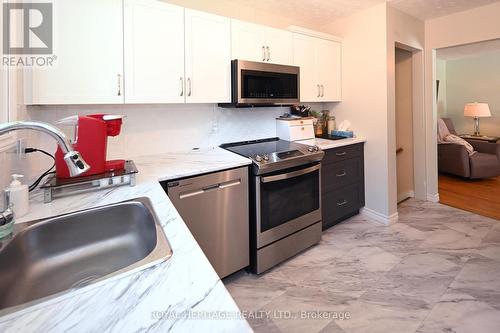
[164, 167, 249, 278]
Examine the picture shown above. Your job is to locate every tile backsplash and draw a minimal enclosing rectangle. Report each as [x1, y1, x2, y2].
[4, 103, 325, 183]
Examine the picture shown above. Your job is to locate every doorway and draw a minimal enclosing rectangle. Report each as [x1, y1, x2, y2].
[395, 48, 415, 203]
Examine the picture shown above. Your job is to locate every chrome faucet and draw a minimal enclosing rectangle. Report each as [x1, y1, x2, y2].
[0, 121, 90, 177]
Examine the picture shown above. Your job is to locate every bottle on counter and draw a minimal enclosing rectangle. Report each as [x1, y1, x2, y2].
[6, 174, 29, 218]
[327, 115, 336, 135]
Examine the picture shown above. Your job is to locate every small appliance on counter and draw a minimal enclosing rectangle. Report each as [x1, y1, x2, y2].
[55, 114, 126, 178]
[41, 114, 137, 203]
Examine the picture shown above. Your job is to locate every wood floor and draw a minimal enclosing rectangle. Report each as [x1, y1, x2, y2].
[439, 173, 500, 220]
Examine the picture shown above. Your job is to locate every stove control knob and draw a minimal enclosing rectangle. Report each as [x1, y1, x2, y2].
[263, 154, 270, 161]
[255, 155, 263, 162]
[307, 146, 315, 153]
[313, 145, 320, 152]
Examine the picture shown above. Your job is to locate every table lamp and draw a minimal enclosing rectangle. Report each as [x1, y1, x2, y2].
[464, 102, 491, 136]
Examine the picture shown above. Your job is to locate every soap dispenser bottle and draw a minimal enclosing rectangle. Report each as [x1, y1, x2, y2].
[6, 174, 29, 218]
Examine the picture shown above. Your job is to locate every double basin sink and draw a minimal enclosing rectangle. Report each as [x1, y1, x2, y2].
[0, 197, 172, 315]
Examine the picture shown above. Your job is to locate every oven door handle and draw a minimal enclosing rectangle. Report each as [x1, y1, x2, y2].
[261, 164, 320, 183]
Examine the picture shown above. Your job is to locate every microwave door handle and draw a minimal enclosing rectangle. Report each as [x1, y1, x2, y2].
[261, 164, 320, 183]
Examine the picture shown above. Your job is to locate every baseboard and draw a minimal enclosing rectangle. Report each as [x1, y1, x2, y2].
[361, 207, 399, 225]
[398, 190, 415, 203]
[427, 193, 440, 203]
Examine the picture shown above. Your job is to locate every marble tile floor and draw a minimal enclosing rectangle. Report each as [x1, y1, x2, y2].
[224, 199, 500, 333]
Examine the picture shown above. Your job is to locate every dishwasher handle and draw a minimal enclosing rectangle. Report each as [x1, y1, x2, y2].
[179, 179, 241, 199]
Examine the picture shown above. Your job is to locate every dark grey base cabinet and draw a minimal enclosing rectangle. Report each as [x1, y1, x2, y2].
[321, 143, 365, 230]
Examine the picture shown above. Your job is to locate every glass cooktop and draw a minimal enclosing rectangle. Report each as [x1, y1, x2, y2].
[220, 138, 304, 159]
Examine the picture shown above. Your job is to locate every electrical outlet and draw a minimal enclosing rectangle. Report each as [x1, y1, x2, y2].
[210, 118, 219, 134]
[15, 138, 26, 159]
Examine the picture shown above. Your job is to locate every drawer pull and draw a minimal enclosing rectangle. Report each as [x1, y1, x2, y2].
[336, 171, 347, 177]
[335, 152, 347, 156]
[336, 200, 348, 206]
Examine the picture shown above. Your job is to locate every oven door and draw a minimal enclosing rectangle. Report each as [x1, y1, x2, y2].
[235, 60, 300, 106]
[256, 163, 321, 248]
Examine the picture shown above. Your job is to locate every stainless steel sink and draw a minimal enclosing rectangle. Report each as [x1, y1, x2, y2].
[0, 197, 172, 314]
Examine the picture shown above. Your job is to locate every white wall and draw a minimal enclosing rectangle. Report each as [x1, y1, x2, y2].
[444, 52, 500, 136]
[386, 5, 425, 209]
[436, 59, 447, 117]
[322, 3, 392, 219]
[425, 1, 500, 200]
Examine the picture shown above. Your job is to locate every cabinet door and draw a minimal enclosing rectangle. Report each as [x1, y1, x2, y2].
[124, 0, 184, 104]
[293, 34, 318, 102]
[265, 27, 292, 65]
[317, 39, 341, 102]
[185, 9, 231, 103]
[231, 19, 266, 62]
[25, 0, 124, 104]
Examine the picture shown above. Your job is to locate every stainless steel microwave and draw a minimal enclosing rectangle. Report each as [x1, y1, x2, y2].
[219, 60, 300, 108]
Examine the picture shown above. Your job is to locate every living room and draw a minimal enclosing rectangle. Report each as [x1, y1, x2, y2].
[436, 39, 500, 220]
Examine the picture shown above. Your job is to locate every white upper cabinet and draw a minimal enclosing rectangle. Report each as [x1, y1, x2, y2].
[184, 9, 231, 103]
[293, 33, 342, 102]
[317, 38, 341, 102]
[25, 0, 124, 105]
[124, 0, 184, 104]
[231, 20, 292, 65]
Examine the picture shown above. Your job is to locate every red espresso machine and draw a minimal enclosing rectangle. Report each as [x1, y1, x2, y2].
[55, 114, 125, 178]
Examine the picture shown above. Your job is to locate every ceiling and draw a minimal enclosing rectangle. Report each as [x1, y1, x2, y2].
[437, 38, 500, 60]
[231, 0, 500, 24]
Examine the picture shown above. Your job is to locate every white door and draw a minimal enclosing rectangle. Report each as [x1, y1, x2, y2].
[317, 39, 341, 102]
[25, 0, 124, 104]
[293, 34, 318, 102]
[185, 9, 231, 103]
[231, 19, 266, 62]
[265, 27, 292, 65]
[124, 0, 184, 104]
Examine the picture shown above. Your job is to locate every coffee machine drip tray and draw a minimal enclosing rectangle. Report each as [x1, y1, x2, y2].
[41, 160, 138, 203]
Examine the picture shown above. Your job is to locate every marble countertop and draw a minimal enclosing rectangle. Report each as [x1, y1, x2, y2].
[0, 148, 252, 333]
[297, 137, 366, 150]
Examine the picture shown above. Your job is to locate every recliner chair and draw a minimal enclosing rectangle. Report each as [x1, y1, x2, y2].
[438, 118, 500, 179]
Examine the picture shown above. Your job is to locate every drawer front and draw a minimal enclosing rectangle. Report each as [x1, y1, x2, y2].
[323, 144, 363, 164]
[322, 158, 362, 192]
[289, 124, 315, 141]
[322, 183, 363, 229]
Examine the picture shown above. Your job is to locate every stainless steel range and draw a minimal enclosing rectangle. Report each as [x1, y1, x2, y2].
[221, 138, 324, 273]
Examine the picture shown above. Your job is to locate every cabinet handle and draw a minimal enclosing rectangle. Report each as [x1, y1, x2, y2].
[262, 46, 266, 61]
[335, 151, 347, 156]
[337, 200, 348, 206]
[187, 78, 192, 96]
[317, 84, 321, 98]
[336, 171, 347, 177]
[117, 74, 122, 96]
[266, 46, 270, 61]
[321, 85, 325, 97]
[180, 77, 184, 96]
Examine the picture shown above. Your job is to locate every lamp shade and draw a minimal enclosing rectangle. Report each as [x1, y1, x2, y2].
[464, 103, 491, 117]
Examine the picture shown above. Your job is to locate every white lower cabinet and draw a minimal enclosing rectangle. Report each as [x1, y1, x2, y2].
[293, 33, 342, 103]
[25, 0, 124, 105]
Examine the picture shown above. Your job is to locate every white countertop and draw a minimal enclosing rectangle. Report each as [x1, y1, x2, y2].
[0, 148, 252, 333]
[298, 137, 366, 150]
